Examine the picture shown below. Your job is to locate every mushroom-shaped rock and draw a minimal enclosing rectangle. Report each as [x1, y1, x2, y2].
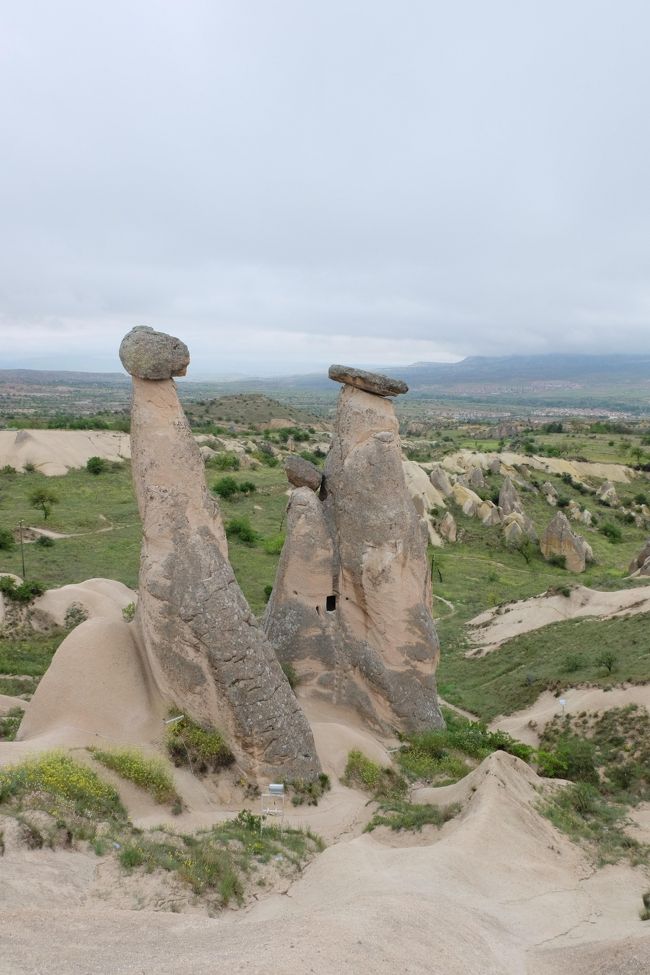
[328, 364, 408, 397]
[120, 327, 321, 783]
[119, 326, 190, 380]
[541, 511, 592, 573]
[265, 379, 443, 734]
[284, 455, 322, 492]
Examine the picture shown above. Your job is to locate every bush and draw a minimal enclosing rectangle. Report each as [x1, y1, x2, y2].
[86, 456, 107, 475]
[264, 584, 273, 603]
[547, 554, 567, 569]
[64, 602, 88, 629]
[213, 476, 240, 500]
[166, 716, 234, 775]
[210, 452, 241, 471]
[122, 601, 136, 622]
[29, 487, 59, 520]
[0, 751, 125, 821]
[35, 534, 54, 548]
[0, 528, 15, 551]
[597, 649, 617, 674]
[600, 522, 622, 543]
[0, 576, 45, 603]
[343, 750, 401, 793]
[237, 480, 256, 495]
[225, 517, 259, 545]
[91, 747, 180, 805]
[0, 465, 17, 475]
[366, 799, 461, 833]
[539, 735, 598, 785]
[263, 534, 285, 555]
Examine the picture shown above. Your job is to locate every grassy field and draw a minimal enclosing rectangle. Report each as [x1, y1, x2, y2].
[1, 442, 649, 722]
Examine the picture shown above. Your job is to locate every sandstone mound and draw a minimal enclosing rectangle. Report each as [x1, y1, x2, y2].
[468, 583, 650, 655]
[0, 429, 130, 475]
[16, 618, 164, 746]
[30, 578, 136, 630]
[265, 367, 443, 733]
[121, 327, 320, 782]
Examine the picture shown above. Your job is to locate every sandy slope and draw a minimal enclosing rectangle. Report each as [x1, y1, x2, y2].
[1, 751, 649, 974]
[468, 584, 650, 656]
[441, 449, 635, 484]
[0, 429, 131, 475]
[491, 684, 650, 745]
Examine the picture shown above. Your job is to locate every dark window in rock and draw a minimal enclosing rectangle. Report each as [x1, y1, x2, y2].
[326, 594, 337, 612]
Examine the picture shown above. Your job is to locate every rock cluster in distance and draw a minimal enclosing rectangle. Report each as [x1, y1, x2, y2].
[122, 326, 321, 782]
[265, 365, 444, 733]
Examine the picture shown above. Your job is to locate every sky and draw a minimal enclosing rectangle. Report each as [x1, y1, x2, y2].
[1, 0, 650, 377]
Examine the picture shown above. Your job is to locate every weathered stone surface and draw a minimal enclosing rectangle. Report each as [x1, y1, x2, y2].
[542, 481, 558, 505]
[403, 460, 446, 514]
[629, 539, 650, 576]
[477, 499, 501, 527]
[451, 483, 482, 517]
[125, 330, 320, 782]
[468, 466, 486, 490]
[498, 476, 521, 517]
[429, 463, 453, 497]
[284, 455, 322, 492]
[488, 456, 502, 475]
[119, 326, 190, 380]
[438, 510, 457, 543]
[503, 518, 524, 546]
[265, 381, 443, 734]
[328, 364, 408, 397]
[540, 511, 593, 573]
[596, 480, 619, 506]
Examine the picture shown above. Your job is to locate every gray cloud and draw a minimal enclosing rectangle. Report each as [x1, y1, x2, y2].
[1, 0, 650, 375]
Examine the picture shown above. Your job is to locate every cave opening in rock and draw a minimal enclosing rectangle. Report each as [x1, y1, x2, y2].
[326, 594, 337, 612]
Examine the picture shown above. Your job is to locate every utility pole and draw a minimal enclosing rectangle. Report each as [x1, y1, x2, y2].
[18, 519, 26, 579]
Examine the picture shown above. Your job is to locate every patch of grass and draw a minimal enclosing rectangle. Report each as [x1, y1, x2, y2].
[225, 516, 260, 545]
[90, 747, 180, 805]
[0, 751, 126, 823]
[166, 715, 234, 775]
[539, 782, 643, 866]
[0, 629, 64, 680]
[117, 809, 323, 909]
[343, 749, 405, 794]
[0, 707, 23, 741]
[0, 576, 45, 603]
[285, 773, 331, 806]
[365, 798, 461, 833]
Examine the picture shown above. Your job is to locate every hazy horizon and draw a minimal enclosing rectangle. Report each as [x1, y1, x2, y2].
[2, 1, 650, 374]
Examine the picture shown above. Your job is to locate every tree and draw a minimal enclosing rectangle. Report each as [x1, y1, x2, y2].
[29, 487, 59, 521]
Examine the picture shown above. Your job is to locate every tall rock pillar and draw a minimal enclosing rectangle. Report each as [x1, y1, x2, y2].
[120, 326, 321, 781]
[265, 365, 443, 732]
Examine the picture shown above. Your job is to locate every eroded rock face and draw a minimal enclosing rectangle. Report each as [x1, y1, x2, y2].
[265, 377, 443, 733]
[429, 463, 453, 497]
[124, 329, 320, 782]
[284, 455, 322, 492]
[629, 539, 650, 576]
[540, 511, 593, 573]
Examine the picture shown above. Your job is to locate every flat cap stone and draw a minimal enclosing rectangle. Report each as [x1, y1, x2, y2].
[328, 364, 408, 397]
[284, 455, 322, 492]
[119, 326, 190, 380]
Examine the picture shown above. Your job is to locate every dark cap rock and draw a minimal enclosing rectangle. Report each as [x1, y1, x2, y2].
[119, 326, 190, 380]
[284, 455, 322, 492]
[328, 364, 408, 397]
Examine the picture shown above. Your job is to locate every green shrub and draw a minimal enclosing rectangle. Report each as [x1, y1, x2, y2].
[263, 584, 273, 603]
[64, 602, 88, 629]
[122, 601, 136, 622]
[281, 661, 299, 690]
[0, 708, 23, 742]
[0, 576, 45, 603]
[597, 649, 617, 674]
[285, 773, 331, 806]
[29, 487, 59, 520]
[263, 534, 285, 555]
[0, 528, 15, 551]
[166, 716, 234, 775]
[86, 456, 107, 475]
[237, 480, 257, 495]
[91, 747, 180, 805]
[538, 735, 598, 785]
[600, 522, 623, 543]
[343, 750, 405, 795]
[210, 452, 241, 471]
[547, 554, 567, 569]
[35, 534, 54, 548]
[213, 476, 240, 499]
[225, 516, 259, 545]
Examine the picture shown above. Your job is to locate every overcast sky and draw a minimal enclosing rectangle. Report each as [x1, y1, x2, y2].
[1, 1, 650, 377]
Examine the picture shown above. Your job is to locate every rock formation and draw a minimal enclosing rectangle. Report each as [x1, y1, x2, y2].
[121, 326, 321, 781]
[284, 455, 322, 492]
[498, 475, 537, 541]
[438, 511, 457, 543]
[541, 481, 558, 506]
[429, 463, 453, 497]
[264, 366, 443, 733]
[629, 539, 650, 576]
[596, 480, 619, 506]
[498, 476, 521, 517]
[540, 511, 593, 573]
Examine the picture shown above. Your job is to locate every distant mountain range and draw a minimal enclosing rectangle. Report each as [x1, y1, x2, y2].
[1, 353, 649, 414]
